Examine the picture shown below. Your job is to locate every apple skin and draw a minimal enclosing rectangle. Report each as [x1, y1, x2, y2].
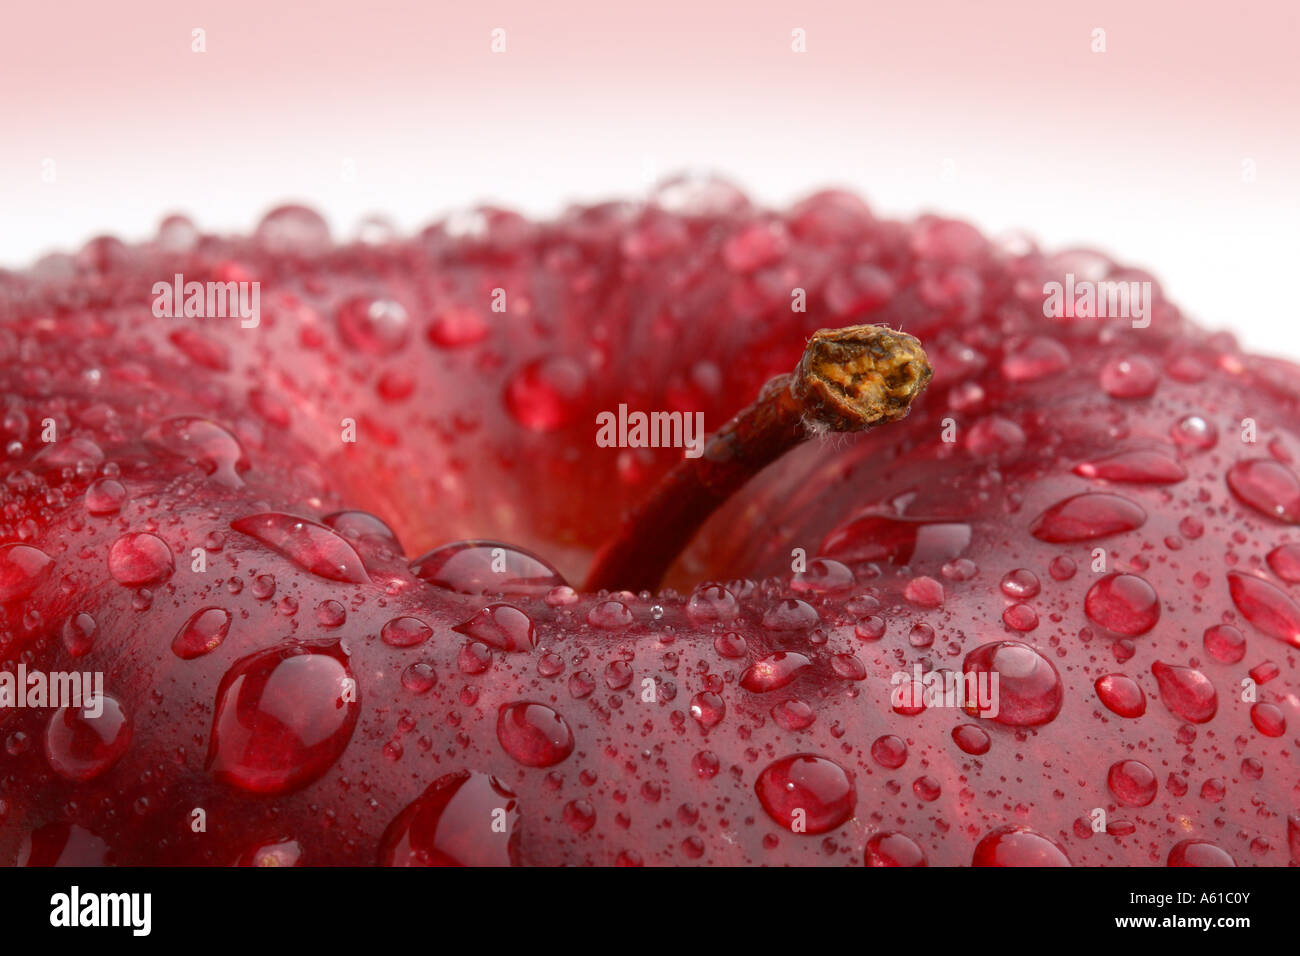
[1, 188, 1297, 866]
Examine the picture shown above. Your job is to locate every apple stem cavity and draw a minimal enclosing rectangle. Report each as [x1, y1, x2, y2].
[583, 324, 934, 593]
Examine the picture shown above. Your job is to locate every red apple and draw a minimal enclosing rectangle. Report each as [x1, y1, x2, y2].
[0, 180, 1296, 866]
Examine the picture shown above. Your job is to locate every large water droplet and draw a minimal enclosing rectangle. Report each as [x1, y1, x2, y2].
[1085, 573, 1160, 635]
[381, 616, 434, 649]
[379, 771, 519, 866]
[496, 702, 574, 767]
[972, 826, 1071, 866]
[690, 692, 726, 730]
[1226, 459, 1300, 522]
[1266, 544, 1300, 583]
[231, 513, 369, 584]
[1074, 449, 1187, 484]
[864, 832, 926, 867]
[411, 540, 565, 596]
[452, 604, 535, 651]
[1094, 674, 1146, 717]
[1030, 493, 1146, 542]
[145, 417, 249, 488]
[207, 641, 360, 794]
[0, 543, 52, 602]
[963, 641, 1063, 726]
[1226, 572, 1300, 647]
[44, 694, 131, 781]
[1167, 840, 1234, 867]
[255, 204, 330, 254]
[740, 652, 811, 693]
[1108, 759, 1158, 806]
[1202, 624, 1246, 664]
[760, 599, 819, 630]
[1099, 356, 1160, 398]
[1151, 661, 1217, 723]
[755, 754, 856, 834]
[172, 607, 232, 660]
[107, 533, 174, 587]
[687, 584, 739, 623]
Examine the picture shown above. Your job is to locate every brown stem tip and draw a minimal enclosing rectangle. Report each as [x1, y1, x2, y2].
[584, 324, 933, 594]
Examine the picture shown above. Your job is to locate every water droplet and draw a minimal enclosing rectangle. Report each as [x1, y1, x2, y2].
[740, 652, 811, 693]
[1002, 604, 1038, 631]
[913, 776, 941, 801]
[902, 575, 944, 608]
[107, 533, 174, 587]
[400, 661, 437, 693]
[231, 513, 369, 584]
[688, 584, 739, 623]
[830, 653, 866, 680]
[381, 616, 434, 649]
[207, 641, 360, 794]
[336, 296, 410, 355]
[172, 607, 232, 659]
[713, 632, 748, 658]
[61, 612, 96, 658]
[234, 837, 302, 867]
[963, 641, 1064, 726]
[1250, 702, 1286, 737]
[870, 734, 908, 769]
[588, 600, 633, 630]
[1048, 555, 1077, 581]
[821, 516, 970, 565]
[1108, 759, 1158, 806]
[316, 600, 347, 628]
[458, 642, 493, 675]
[451, 604, 534, 651]
[855, 616, 887, 641]
[1085, 573, 1160, 635]
[496, 702, 574, 767]
[1227, 458, 1300, 522]
[16, 823, 109, 867]
[255, 204, 330, 254]
[1094, 674, 1146, 717]
[951, 724, 990, 755]
[1074, 449, 1187, 484]
[771, 698, 816, 731]
[564, 799, 596, 834]
[755, 754, 856, 834]
[84, 478, 127, 515]
[790, 558, 855, 594]
[411, 540, 565, 596]
[145, 417, 249, 488]
[1002, 338, 1069, 382]
[1099, 355, 1160, 398]
[1170, 414, 1217, 451]
[1000, 568, 1041, 598]
[865, 832, 926, 867]
[1030, 493, 1146, 542]
[427, 306, 489, 348]
[972, 826, 1070, 866]
[1266, 544, 1300, 583]
[1226, 572, 1300, 647]
[379, 771, 519, 866]
[760, 599, 819, 630]
[1203, 624, 1246, 664]
[1167, 840, 1234, 867]
[690, 692, 726, 730]
[0, 543, 52, 602]
[1151, 661, 1217, 723]
[504, 356, 588, 431]
[44, 694, 131, 781]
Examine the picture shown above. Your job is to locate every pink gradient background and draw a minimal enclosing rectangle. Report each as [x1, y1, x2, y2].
[3, 0, 1297, 353]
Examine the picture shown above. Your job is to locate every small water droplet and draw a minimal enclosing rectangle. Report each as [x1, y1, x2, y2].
[44, 694, 131, 781]
[740, 652, 811, 693]
[172, 607, 232, 659]
[1226, 458, 1300, 523]
[1108, 759, 1158, 806]
[381, 616, 434, 649]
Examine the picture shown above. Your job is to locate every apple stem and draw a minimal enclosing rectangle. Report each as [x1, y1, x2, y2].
[583, 324, 933, 594]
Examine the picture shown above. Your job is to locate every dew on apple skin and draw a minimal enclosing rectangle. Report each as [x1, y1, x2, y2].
[207, 641, 360, 795]
[1073, 449, 1187, 484]
[865, 832, 927, 867]
[1167, 840, 1234, 867]
[504, 355, 589, 432]
[84, 478, 127, 515]
[951, 723, 990, 755]
[107, 532, 174, 588]
[235, 838, 303, 867]
[962, 641, 1064, 726]
[427, 306, 489, 348]
[1226, 458, 1300, 522]
[740, 652, 811, 692]
[496, 702, 574, 767]
[44, 693, 132, 781]
[1108, 759, 1158, 806]
[972, 826, 1071, 866]
[171, 606, 232, 660]
[145, 417, 249, 488]
[755, 753, 856, 834]
[1029, 492, 1146, 542]
[254, 204, 331, 254]
[1085, 573, 1161, 636]
[61, 612, 97, 658]
[689, 692, 726, 730]
[379, 771, 520, 866]
[1094, 674, 1146, 717]
[1170, 414, 1218, 451]
[410, 540, 565, 597]
[1226, 572, 1300, 647]
[452, 604, 534, 651]
[230, 513, 369, 584]
[870, 734, 908, 769]
[1099, 355, 1160, 398]
[761, 598, 820, 630]
[1151, 661, 1218, 723]
[0, 543, 53, 602]
[1203, 624, 1246, 664]
[381, 615, 434, 649]
[1250, 702, 1286, 737]
[771, 698, 816, 731]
